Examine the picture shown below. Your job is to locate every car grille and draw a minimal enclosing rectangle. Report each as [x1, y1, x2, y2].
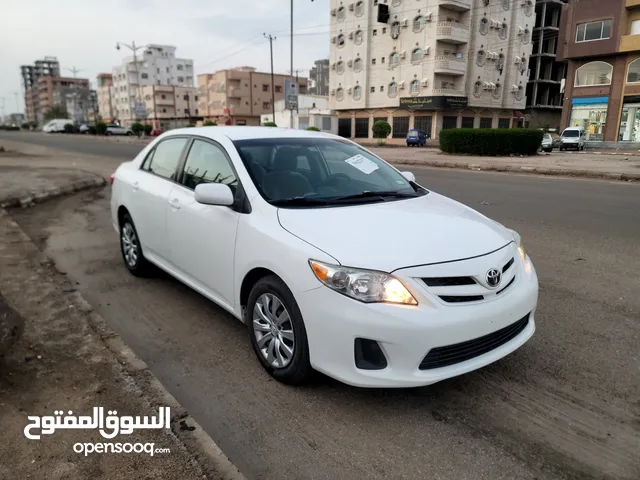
[423, 277, 476, 287]
[418, 313, 530, 370]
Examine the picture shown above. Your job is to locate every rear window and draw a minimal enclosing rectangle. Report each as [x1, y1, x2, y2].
[408, 131, 418, 137]
[562, 130, 580, 137]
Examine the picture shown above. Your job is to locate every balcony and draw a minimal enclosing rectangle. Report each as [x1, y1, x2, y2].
[434, 56, 467, 76]
[436, 22, 470, 45]
[437, 0, 471, 11]
[155, 96, 174, 106]
[620, 34, 640, 52]
[626, 0, 640, 8]
[432, 88, 466, 97]
[227, 86, 250, 98]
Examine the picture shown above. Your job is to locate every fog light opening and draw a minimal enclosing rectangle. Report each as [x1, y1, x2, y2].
[354, 338, 388, 370]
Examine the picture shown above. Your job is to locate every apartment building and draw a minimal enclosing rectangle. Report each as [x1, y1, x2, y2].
[525, 0, 567, 128]
[309, 59, 331, 95]
[36, 75, 92, 122]
[107, 44, 194, 124]
[138, 85, 200, 129]
[96, 73, 115, 121]
[20, 56, 60, 123]
[197, 67, 308, 125]
[558, 0, 640, 142]
[328, 0, 536, 139]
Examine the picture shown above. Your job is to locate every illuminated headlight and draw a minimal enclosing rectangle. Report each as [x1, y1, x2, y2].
[309, 260, 418, 305]
[508, 229, 530, 271]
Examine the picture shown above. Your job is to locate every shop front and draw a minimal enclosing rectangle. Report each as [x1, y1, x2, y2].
[568, 97, 608, 141]
[617, 95, 640, 142]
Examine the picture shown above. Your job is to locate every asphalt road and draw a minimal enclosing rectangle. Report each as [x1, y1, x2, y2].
[5, 132, 640, 479]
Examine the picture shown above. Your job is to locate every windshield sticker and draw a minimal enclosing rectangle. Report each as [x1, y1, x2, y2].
[395, 180, 406, 184]
[344, 154, 379, 175]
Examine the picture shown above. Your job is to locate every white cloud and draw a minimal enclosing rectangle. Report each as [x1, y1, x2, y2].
[0, 0, 330, 115]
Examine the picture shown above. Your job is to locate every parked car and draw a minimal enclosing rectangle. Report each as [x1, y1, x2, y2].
[105, 124, 134, 136]
[42, 119, 72, 133]
[406, 129, 428, 147]
[559, 127, 586, 151]
[110, 127, 538, 388]
[541, 133, 554, 152]
[79, 123, 95, 134]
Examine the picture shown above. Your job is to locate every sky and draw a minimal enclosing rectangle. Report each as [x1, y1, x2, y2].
[0, 0, 331, 115]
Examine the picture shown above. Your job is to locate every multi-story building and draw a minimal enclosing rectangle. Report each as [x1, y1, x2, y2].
[36, 75, 91, 121]
[96, 73, 115, 121]
[20, 56, 60, 123]
[328, 0, 536, 140]
[109, 44, 194, 124]
[525, 0, 567, 129]
[260, 94, 337, 132]
[138, 85, 200, 129]
[309, 59, 331, 95]
[557, 0, 640, 143]
[197, 66, 308, 125]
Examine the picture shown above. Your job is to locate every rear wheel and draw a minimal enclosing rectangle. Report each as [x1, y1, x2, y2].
[127, 131, 133, 136]
[119, 213, 152, 276]
[246, 275, 312, 385]
[106, 131, 113, 136]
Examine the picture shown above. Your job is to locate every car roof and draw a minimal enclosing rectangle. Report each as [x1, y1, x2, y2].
[163, 126, 338, 142]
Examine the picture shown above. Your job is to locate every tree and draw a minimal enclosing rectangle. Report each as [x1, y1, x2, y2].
[203, 120, 217, 126]
[63, 123, 74, 133]
[44, 105, 69, 121]
[131, 122, 144, 136]
[95, 122, 107, 135]
[263, 122, 278, 127]
[306, 126, 320, 131]
[372, 120, 391, 139]
[143, 124, 153, 135]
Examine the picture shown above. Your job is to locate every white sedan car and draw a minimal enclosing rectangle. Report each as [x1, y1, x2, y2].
[110, 127, 538, 388]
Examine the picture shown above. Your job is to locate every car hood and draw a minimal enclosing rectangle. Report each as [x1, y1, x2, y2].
[277, 192, 514, 272]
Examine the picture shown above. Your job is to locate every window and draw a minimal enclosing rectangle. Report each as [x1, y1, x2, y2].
[322, 116, 332, 131]
[262, 84, 269, 92]
[161, 94, 166, 99]
[337, 60, 345, 74]
[382, 27, 387, 34]
[370, 86, 375, 93]
[499, 22, 508, 40]
[355, 29, 364, 44]
[372, 58, 377, 65]
[373, 29, 377, 36]
[498, 118, 510, 129]
[627, 58, 640, 83]
[576, 20, 612, 42]
[143, 138, 188, 180]
[355, 1, 364, 16]
[461, 117, 474, 128]
[480, 17, 489, 35]
[166, 67, 170, 73]
[390, 52, 400, 65]
[336, 87, 344, 101]
[392, 116, 409, 138]
[181, 140, 238, 193]
[337, 34, 345, 47]
[337, 6, 345, 21]
[353, 85, 362, 100]
[502, 0, 509, 10]
[381, 56, 386, 63]
[524, 0, 533, 16]
[410, 79, 420, 94]
[390, 22, 400, 37]
[632, 20, 640, 35]
[476, 49, 486, 66]
[388, 82, 398, 97]
[413, 15, 426, 32]
[493, 83, 502, 98]
[354, 118, 369, 138]
[380, 85, 384, 92]
[141, 73, 148, 79]
[473, 80, 482, 97]
[411, 48, 423, 63]
[574, 61, 613, 86]
[480, 117, 493, 129]
[442, 116, 457, 130]
[263, 102, 270, 109]
[177, 64, 184, 70]
[275, 86, 282, 93]
[177, 76, 184, 82]
[354, 58, 363, 72]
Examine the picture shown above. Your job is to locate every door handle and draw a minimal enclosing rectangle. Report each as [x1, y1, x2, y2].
[132, 181, 140, 191]
[168, 198, 180, 209]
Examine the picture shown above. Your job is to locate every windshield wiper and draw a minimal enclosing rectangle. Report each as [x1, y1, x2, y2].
[271, 197, 332, 207]
[328, 190, 418, 202]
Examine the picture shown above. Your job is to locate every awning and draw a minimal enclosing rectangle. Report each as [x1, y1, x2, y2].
[513, 111, 525, 118]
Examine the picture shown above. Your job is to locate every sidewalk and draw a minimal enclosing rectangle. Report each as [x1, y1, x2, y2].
[0, 164, 244, 479]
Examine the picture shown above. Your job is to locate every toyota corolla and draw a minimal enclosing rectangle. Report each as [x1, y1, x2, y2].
[110, 127, 538, 388]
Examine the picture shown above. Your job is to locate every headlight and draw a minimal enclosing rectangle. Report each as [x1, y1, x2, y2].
[309, 260, 418, 305]
[508, 229, 530, 270]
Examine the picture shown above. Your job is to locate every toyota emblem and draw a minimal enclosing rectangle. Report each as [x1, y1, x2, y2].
[486, 268, 501, 287]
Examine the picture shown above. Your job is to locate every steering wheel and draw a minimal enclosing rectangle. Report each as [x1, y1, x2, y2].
[324, 173, 351, 187]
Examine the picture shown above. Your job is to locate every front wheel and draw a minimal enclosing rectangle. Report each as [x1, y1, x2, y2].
[119, 213, 152, 276]
[106, 131, 113, 136]
[246, 276, 312, 385]
[126, 131, 133, 136]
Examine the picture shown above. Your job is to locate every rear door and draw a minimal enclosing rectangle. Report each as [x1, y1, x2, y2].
[126, 136, 190, 263]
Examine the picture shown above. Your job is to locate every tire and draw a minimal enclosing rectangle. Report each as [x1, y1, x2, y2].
[246, 275, 313, 385]
[119, 213, 152, 277]
[127, 131, 133, 136]
[543, 148, 552, 153]
[106, 131, 113, 136]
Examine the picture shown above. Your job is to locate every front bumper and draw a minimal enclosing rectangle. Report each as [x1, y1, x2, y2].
[297, 244, 538, 388]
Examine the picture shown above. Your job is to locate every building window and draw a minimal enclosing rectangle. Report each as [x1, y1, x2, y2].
[390, 52, 400, 66]
[388, 82, 398, 97]
[392, 116, 409, 138]
[480, 17, 489, 35]
[373, 29, 377, 36]
[354, 118, 369, 138]
[161, 94, 166, 99]
[476, 49, 486, 66]
[574, 61, 613, 87]
[498, 118, 510, 128]
[627, 58, 640, 83]
[380, 85, 384, 92]
[502, 0, 509, 10]
[355, 29, 364, 44]
[262, 84, 269, 92]
[322, 116, 332, 131]
[354, 57, 363, 72]
[499, 22, 508, 40]
[390, 21, 401, 38]
[177, 77, 184, 82]
[337, 34, 345, 47]
[372, 58, 376, 65]
[515, 85, 524, 101]
[141, 73, 148, 79]
[524, 0, 533, 16]
[413, 15, 426, 33]
[263, 102, 270, 109]
[474, 80, 482, 97]
[576, 20, 612, 43]
[166, 67, 170, 73]
[337, 6, 346, 21]
[381, 56, 385, 63]
[410, 79, 420, 94]
[570, 99, 607, 141]
[618, 101, 640, 141]
[355, 1, 364, 16]
[195, 95, 198, 100]
[461, 117, 474, 128]
[442, 116, 457, 130]
[353, 85, 362, 100]
[336, 87, 344, 101]
[411, 48, 423, 63]
[370, 86, 375, 93]
[493, 83, 502, 98]
[480, 117, 493, 129]
[337, 60, 345, 74]
[275, 85, 282, 93]
[177, 64, 184, 70]
[382, 27, 387, 34]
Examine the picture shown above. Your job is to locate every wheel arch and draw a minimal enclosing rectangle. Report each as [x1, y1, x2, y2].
[240, 267, 283, 312]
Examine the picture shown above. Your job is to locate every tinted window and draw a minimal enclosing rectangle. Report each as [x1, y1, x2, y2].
[145, 138, 188, 180]
[181, 139, 238, 193]
[563, 130, 579, 137]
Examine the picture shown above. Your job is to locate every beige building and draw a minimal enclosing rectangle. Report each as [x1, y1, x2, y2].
[197, 66, 308, 125]
[138, 85, 199, 129]
[329, 0, 536, 139]
[36, 75, 92, 121]
[96, 73, 115, 121]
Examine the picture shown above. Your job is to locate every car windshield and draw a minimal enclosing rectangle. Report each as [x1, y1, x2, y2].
[563, 130, 579, 137]
[543, 134, 551, 141]
[233, 137, 428, 207]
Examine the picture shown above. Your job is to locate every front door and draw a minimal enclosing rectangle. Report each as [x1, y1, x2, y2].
[167, 138, 241, 309]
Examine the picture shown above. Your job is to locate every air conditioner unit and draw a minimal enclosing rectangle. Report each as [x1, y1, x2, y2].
[399, 81, 405, 90]
[514, 56, 522, 64]
[425, 46, 431, 55]
[347, 87, 353, 94]
[331, 36, 337, 44]
[347, 60, 353, 67]
[511, 85, 519, 93]
[331, 62, 336, 70]
[402, 19, 408, 27]
[483, 82, 491, 90]
[400, 50, 406, 59]
[518, 27, 525, 35]
[330, 88, 336, 96]
[490, 20, 499, 29]
[426, 13, 432, 22]
[331, 8, 337, 16]
[421, 79, 429, 87]
[348, 3, 354, 11]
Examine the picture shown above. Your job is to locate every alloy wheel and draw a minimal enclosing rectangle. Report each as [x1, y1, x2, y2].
[252, 293, 295, 368]
[121, 223, 139, 268]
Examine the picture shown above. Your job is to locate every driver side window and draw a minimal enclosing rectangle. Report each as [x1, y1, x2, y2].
[180, 139, 238, 194]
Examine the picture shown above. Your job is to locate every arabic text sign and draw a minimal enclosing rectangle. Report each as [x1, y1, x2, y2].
[24, 406, 171, 440]
[399, 95, 468, 111]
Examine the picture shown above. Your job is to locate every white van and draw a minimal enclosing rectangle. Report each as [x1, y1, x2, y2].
[559, 126, 586, 151]
[42, 119, 72, 133]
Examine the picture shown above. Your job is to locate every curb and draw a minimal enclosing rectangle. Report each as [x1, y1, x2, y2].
[388, 158, 640, 182]
[0, 176, 108, 209]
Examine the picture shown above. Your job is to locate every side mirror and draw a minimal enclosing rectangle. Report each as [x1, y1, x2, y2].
[194, 183, 234, 206]
[400, 171, 416, 183]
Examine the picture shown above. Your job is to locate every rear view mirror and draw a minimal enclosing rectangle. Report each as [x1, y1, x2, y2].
[194, 183, 234, 206]
[401, 171, 416, 183]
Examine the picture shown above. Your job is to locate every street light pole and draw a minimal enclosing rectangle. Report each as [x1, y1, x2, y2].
[116, 41, 145, 123]
[264, 33, 277, 124]
[290, 0, 294, 128]
[66, 66, 85, 123]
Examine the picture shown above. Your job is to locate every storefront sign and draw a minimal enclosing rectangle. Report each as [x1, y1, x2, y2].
[399, 96, 468, 111]
[571, 96, 608, 106]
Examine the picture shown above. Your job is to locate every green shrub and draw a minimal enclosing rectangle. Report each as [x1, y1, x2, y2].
[143, 123, 153, 135]
[87, 125, 97, 135]
[376, 139, 386, 147]
[21, 122, 30, 130]
[203, 120, 217, 126]
[95, 122, 107, 135]
[439, 128, 544, 156]
[306, 126, 320, 131]
[131, 122, 144, 136]
[0, 125, 19, 131]
[372, 120, 391, 139]
[63, 123, 74, 133]
[263, 122, 277, 127]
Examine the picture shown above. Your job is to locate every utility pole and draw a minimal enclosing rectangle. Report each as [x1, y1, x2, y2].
[66, 66, 85, 123]
[290, 0, 294, 128]
[294, 69, 302, 114]
[264, 33, 277, 124]
[116, 41, 145, 123]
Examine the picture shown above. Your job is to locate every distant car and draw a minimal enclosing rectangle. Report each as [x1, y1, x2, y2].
[541, 133, 554, 153]
[150, 129, 165, 137]
[42, 119, 73, 133]
[79, 123, 95, 134]
[406, 129, 428, 147]
[559, 127, 586, 151]
[105, 124, 134, 136]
